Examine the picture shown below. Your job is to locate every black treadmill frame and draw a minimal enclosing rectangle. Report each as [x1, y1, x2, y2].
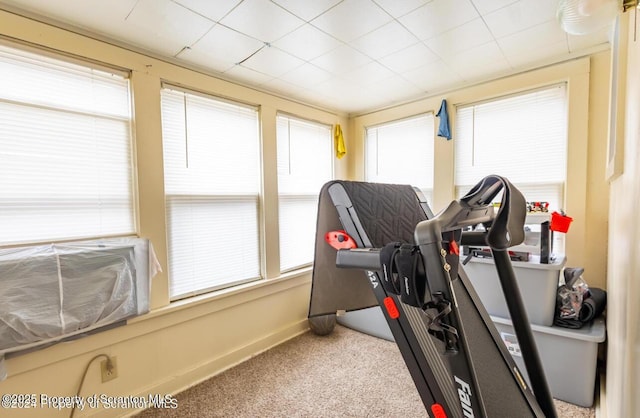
[325, 177, 555, 418]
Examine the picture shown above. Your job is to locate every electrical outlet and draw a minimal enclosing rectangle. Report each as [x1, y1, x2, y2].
[100, 356, 118, 383]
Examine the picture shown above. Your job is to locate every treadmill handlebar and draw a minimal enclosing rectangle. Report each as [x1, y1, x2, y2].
[415, 175, 526, 250]
[335, 229, 491, 272]
[335, 248, 381, 271]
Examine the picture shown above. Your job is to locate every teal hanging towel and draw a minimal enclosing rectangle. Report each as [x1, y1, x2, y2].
[436, 99, 451, 140]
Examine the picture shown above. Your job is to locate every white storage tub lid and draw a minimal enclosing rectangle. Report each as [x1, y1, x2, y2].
[491, 315, 606, 343]
[468, 255, 566, 271]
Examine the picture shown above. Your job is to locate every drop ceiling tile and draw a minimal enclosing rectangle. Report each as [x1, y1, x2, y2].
[351, 21, 418, 60]
[446, 40, 505, 67]
[310, 0, 392, 42]
[265, 79, 347, 113]
[483, 0, 558, 38]
[365, 75, 424, 102]
[185, 24, 265, 65]
[172, 0, 242, 22]
[338, 95, 391, 114]
[568, 26, 611, 53]
[505, 40, 569, 69]
[0, 0, 138, 30]
[0, 0, 181, 59]
[0, 0, 197, 57]
[378, 42, 440, 73]
[277, 63, 333, 88]
[311, 45, 372, 75]
[260, 77, 308, 97]
[341, 61, 396, 85]
[457, 57, 511, 82]
[219, 0, 303, 42]
[177, 48, 236, 73]
[470, 0, 518, 15]
[321, 85, 389, 113]
[272, 24, 343, 61]
[402, 59, 463, 91]
[311, 76, 366, 97]
[290, 87, 335, 106]
[399, 0, 479, 41]
[124, 0, 215, 55]
[372, 0, 431, 18]
[271, 0, 343, 21]
[425, 18, 493, 58]
[223, 64, 274, 85]
[496, 20, 567, 57]
[287, 86, 346, 111]
[240, 46, 305, 78]
[446, 41, 510, 81]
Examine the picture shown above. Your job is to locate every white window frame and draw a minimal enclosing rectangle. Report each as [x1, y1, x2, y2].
[364, 113, 435, 205]
[276, 113, 333, 273]
[454, 84, 569, 253]
[161, 86, 262, 300]
[454, 84, 568, 211]
[0, 41, 135, 246]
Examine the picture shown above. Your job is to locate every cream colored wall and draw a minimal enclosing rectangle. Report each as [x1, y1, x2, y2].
[606, 11, 640, 418]
[351, 53, 611, 289]
[0, 10, 348, 418]
[585, 50, 612, 290]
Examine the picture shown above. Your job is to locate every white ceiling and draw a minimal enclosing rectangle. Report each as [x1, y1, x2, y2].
[0, 0, 612, 115]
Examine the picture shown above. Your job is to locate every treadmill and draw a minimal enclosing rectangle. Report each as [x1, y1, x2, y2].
[308, 175, 557, 418]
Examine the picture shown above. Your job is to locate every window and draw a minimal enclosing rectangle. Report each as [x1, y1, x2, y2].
[365, 114, 435, 204]
[161, 87, 261, 299]
[454, 85, 568, 211]
[0, 43, 134, 246]
[276, 115, 333, 272]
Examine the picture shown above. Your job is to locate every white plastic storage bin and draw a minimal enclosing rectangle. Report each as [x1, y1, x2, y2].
[492, 315, 605, 407]
[464, 255, 566, 326]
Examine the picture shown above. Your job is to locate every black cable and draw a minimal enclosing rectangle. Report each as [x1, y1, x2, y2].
[69, 354, 111, 418]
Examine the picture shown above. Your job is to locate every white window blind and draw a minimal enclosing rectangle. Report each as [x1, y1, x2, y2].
[455, 84, 568, 212]
[161, 88, 261, 299]
[276, 115, 332, 272]
[365, 113, 435, 204]
[0, 43, 134, 246]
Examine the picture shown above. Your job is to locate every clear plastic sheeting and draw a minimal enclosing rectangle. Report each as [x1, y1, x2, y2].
[0, 237, 159, 379]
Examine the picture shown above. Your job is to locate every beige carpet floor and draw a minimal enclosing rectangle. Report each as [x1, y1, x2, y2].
[136, 325, 595, 418]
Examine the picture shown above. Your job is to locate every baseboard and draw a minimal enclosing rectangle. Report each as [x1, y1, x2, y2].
[87, 319, 309, 418]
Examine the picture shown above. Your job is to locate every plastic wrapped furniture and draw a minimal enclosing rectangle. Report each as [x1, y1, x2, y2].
[0, 237, 159, 379]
